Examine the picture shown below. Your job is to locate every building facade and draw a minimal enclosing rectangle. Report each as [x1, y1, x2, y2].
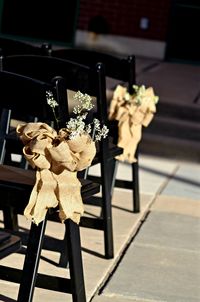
[77, 0, 200, 62]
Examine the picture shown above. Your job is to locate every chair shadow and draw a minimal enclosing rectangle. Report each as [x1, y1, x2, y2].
[0, 294, 16, 302]
[17, 246, 60, 267]
[1, 215, 107, 261]
[16, 229, 106, 260]
[112, 161, 200, 214]
[15, 230, 69, 266]
[12, 231, 106, 262]
[81, 246, 105, 259]
[140, 164, 200, 188]
[111, 204, 133, 214]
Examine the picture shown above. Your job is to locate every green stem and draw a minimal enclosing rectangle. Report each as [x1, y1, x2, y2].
[52, 107, 59, 130]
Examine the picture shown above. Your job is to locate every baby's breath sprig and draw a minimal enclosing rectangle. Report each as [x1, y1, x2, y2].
[92, 118, 109, 141]
[133, 85, 146, 105]
[66, 115, 86, 140]
[133, 85, 159, 105]
[66, 91, 108, 141]
[123, 85, 159, 106]
[46, 91, 59, 108]
[73, 91, 94, 114]
[46, 91, 59, 128]
[47, 90, 109, 142]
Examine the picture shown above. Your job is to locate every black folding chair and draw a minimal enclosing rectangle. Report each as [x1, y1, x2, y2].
[2, 54, 123, 259]
[51, 48, 140, 213]
[0, 70, 100, 302]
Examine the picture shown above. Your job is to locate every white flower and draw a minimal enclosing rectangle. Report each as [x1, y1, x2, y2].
[154, 95, 159, 104]
[94, 124, 109, 141]
[46, 91, 58, 108]
[124, 85, 159, 106]
[93, 118, 100, 130]
[73, 91, 94, 114]
[47, 89, 109, 142]
[85, 124, 92, 134]
[66, 116, 86, 139]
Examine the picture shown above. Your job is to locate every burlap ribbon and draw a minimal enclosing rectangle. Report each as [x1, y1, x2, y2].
[16, 122, 96, 225]
[109, 85, 157, 163]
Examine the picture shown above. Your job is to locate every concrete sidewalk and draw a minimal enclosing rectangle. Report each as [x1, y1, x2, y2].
[92, 158, 200, 302]
[0, 157, 199, 302]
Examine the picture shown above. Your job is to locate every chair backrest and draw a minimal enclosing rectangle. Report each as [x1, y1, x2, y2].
[2, 54, 108, 125]
[51, 48, 138, 151]
[52, 48, 136, 93]
[0, 70, 68, 164]
[0, 70, 68, 125]
[0, 37, 50, 56]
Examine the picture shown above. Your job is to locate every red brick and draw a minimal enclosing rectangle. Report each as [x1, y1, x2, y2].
[78, 0, 171, 41]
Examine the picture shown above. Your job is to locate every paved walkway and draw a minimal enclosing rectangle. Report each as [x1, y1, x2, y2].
[92, 157, 200, 302]
[136, 56, 200, 106]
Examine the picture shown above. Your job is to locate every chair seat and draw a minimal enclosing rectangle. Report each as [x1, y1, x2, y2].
[0, 230, 10, 243]
[0, 164, 100, 211]
[92, 139, 123, 165]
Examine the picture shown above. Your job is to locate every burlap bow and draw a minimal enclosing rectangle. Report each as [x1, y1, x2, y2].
[16, 122, 96, 225]
[109, 85, 157, 163]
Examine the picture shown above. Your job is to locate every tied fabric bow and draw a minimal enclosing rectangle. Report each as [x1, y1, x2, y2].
[16, 122, 96, 225]
[109, 85, 158, 163]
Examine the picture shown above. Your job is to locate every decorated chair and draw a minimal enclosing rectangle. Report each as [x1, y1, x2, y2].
[0, 70, 100, 302]
[2, 54, 123, 259]
[51, 48, 141, 212]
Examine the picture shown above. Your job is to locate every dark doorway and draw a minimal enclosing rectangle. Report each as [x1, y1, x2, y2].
[166, 0, 200, 63]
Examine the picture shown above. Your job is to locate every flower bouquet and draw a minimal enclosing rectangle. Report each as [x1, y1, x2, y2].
[109, 84, 159, 163]
[17, 91, 108, 225]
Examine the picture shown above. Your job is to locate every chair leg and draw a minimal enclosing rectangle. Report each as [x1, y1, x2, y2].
[65, 219, 86, 302]
[110, 159, 118, 199]
[17, 216, 86, 302]
[17, 216, 48, 302]
[132, 148, 140, 213]
[3, 206, 19, 231]
[58, 223, 69, 268]
[101, 157, 115, 259]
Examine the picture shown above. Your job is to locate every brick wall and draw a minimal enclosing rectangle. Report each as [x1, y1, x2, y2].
[78, 0, 172, 41]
